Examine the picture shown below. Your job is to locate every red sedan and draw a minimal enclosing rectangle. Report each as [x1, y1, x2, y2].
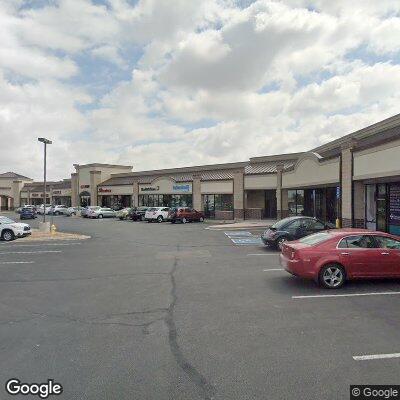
[279, 229, 400, 289]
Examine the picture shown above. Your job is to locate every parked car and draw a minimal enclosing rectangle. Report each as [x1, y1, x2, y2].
[37, 204, 52, 215]
[116, 207, 132, 220]
[0, 216, 31, 241]
[81, 206, 100, 218]
[16, 205, 36, 214]
[20, 207, 37, 220]
[87, 207, 116, 219]
[51, 205, 69, 216]
[128, 207, 148, 221]
[280, 229, 400, 289]
[261, 216, 336, 250]
[169, 207, 205, 223]
[111, 204, 124, 211]
[66, 206, 83, 216]
[144, 207, 170, 222]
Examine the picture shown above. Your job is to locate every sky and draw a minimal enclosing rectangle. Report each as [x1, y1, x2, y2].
[1, 0, 400, 180]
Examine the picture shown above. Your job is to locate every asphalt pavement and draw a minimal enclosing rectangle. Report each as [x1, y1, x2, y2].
[0, 214, 399, 399]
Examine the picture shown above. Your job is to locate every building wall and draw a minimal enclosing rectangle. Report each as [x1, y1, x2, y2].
[200, 180, 233, 194]
[139, 179, 192, 195]
[354, 139, 400, 180]
[282, 156, 339, 188]
[244, 174, 277, 190]
[98, 185, 134, 196]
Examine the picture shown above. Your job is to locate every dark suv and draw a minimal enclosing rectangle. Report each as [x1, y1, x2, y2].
[261, 216, 335, 250]
[128, 207, 148, 221]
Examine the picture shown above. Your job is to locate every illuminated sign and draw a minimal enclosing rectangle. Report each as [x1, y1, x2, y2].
[173, 184, 190, 192]
[80, 185, 90, 189]
[98, 188, 112, 193]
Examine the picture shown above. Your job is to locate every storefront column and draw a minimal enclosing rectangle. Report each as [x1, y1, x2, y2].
[276, 164, 288, 219]
[71, 173, 79, 207]
[90, 171, 101, 206]
[233, 170, 244, 219]
[193, 174, 202, 211]
[340, 141, 356, 227]
[11, 180, 23, 210]
[132, 179, 139, 207]
[353, 181, 365, 228]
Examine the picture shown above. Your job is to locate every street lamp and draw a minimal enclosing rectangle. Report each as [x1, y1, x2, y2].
[38, 138, 52, 224]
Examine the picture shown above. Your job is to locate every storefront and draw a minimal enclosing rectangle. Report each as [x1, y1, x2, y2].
[138, 180, 193, 208]
[52, 190, 71, 207]
[98, 185, 133, 208]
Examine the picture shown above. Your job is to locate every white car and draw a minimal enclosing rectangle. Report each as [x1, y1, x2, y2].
[145, 207, 170, 222]
[87, 207, 116, 219]
[0, 216, 31, 241]
[51, 205, 69, 215]
[66, 206, 83, 216]
[37, 204, 52, 215]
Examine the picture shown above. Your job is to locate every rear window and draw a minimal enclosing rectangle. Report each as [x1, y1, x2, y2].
[298, 232, 331, 245]
[271, 217, 295, 230]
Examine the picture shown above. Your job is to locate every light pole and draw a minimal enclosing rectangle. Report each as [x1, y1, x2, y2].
[38, 138, 52, 224]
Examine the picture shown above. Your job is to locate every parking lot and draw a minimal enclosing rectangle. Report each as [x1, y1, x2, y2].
[0, 214, 399, 399]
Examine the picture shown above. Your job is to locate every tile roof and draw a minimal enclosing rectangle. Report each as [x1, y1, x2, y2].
[244, 160, 296, 174]
[0, 172, 32, 180]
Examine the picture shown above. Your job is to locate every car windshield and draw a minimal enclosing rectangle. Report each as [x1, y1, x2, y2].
[271, 217, 296, 230]
[298, 232, 331, 245]
[0, 217, 15, 224]
[147, 208, 157, 211]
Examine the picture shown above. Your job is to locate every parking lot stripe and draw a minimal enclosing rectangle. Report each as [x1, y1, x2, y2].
[0, 250, 62, 255]
[292, 291, 400, 299]
[353, 353, 400, 361]
[0, 243, 81, 247]
[0, 261, 35, 264]
[263, 268, 284, 272]
[247, 253, 278, 256]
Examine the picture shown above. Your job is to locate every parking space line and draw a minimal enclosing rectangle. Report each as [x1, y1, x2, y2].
[0, 261, 35, 264]
[263, 268, 284, 272]
[292, 291, 400, 299]
[0, 250, 62, 255]
[0, 243, 81, 247]
[247, 253, 278, 256]
[353, 353, 400, 361]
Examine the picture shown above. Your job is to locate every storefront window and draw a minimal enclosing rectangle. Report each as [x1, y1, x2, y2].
[138, 194, 192, 208]
[288, 190, 304, 216]
[203, 194, 233, 218]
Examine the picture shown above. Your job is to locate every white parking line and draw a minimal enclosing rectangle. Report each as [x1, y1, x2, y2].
[0, 243, 81, 247]
[353, 353, 400, 361]
[0, 250, 62, 255]
[0, 261, 35, 264]
[292, 291, 400, 299]
[263, 268, 284, 272]
[247, 253, 278, 256]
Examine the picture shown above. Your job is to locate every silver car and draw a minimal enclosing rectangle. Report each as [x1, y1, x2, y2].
[87, 207, 116, 219]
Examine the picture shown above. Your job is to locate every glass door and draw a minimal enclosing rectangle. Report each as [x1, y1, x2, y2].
[376, 184, 387, 232]
[203, 195, 215, 219]
[365, 184, 376, 231]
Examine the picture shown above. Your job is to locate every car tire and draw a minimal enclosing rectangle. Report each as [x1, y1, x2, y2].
[157, 215, 163, 223]
[55, 211, 60, 216]
[171, 220, 176, 224]
[199, 217, 204, 222]
[2, 229, 15, 242]
[182, 217, 187, 224]
[319, 264, 346, 289]
[98, 214, 103, 219]
[119, 217, 124, 221]
[141, 215, 145, 221]
[276, 237, 288, 251]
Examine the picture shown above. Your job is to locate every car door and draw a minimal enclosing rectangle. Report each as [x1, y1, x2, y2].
[338, 235, 382, 277]
[372, 236, 400, 277]
[290, 219, 309, 239]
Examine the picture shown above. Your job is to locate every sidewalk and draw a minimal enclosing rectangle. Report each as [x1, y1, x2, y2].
[205, 219, 275, 230]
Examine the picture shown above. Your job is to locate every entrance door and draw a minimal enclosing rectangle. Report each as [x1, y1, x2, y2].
[365, 184, 376, 231]
[203, 195, 215, 219]
[376, 184, 387, 232]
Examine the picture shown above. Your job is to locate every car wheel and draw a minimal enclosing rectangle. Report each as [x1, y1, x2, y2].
[182, 217, 187, 224]
[171, 220, 176, 224]
[276, 237, 288, 251]
[141, 215, 145, 221]
[98, 214, 103, 219]
[2, 229, 15, 242]
[319, 264, 346, 289]
[199, 217, 204, 222]
[119, 217, 124, 220]
[157, 215, 163, 223]
[55, 211, 60, 216]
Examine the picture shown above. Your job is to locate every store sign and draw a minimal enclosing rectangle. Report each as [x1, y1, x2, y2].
[98, 188, 112, 193]
[53, 190, 61, 195]
[80, 184, 90, 189]
[31, 193, 39, 197]
[141, 186, 160, 192]
[173, 184, 190, 192]
[389, 184, 400, 234]
[0, 187, 11, 190]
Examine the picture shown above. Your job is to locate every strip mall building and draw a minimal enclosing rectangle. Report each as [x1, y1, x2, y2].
[2, 114, 400, 234]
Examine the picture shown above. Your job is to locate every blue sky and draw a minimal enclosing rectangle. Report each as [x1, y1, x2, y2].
[1, 0, 400, 179]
